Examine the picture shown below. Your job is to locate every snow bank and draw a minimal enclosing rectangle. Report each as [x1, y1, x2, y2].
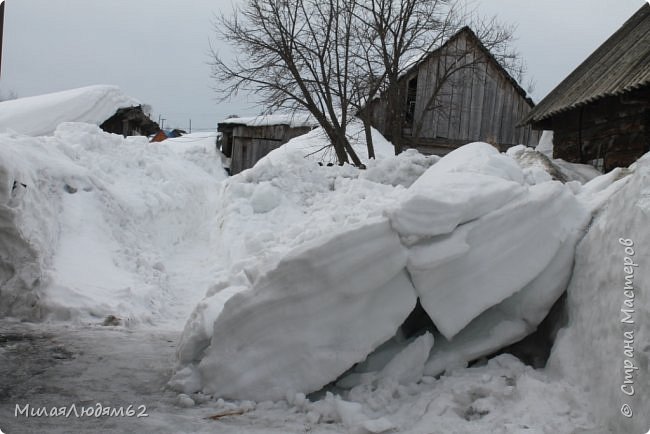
[203, 127, 422, 279]
[261, 119, 397, 165]
[0, 85, 141, 136]
[175, 140, 594, 402]
[549, 155, 647, 433]
[0, 124, 227, 322]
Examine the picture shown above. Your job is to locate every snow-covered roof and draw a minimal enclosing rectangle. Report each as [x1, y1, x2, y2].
[0, 85, 141, 136]
[219, 113, 318, 129]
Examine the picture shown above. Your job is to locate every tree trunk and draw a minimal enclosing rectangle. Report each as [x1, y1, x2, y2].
[322, 124, 349, 165]
[338, 129, 364, 167]
[361, 108, 375, 159]
[386, 83, 404, 155]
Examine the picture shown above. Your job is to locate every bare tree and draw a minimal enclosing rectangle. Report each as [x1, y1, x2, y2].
[211, 0, 364, 166]
[212, 0, 524, 161]
[351, 0, 458, 154]
[353, 0, 524, 154]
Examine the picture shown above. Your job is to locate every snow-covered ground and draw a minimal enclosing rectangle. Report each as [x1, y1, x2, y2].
[1, 100, 648, 434]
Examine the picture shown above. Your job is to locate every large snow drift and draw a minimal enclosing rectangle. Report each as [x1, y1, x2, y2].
[0, 85, 141, 136]
[174, 141, 595, 401]
[549, 156, 648, 433]
[0, 124, 227, 322]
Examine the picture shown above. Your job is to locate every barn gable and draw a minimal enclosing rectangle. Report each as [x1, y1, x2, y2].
[521, 4, 650, 171]
[368, 27, 539, 155]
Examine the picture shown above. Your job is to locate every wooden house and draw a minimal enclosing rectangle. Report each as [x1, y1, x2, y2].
[368, 27, 540, 155]
[366, 27, 540, 155]
[218, 114, 318, 175]
[100, 106, 160, 138]
[521, 4, 650, 172]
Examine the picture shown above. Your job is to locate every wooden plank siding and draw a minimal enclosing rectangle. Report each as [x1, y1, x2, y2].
[479, 62, 497, 141]
[541, 89, 649, 171]
[219, 123, 313, 175]
[368, 29, 539, 155]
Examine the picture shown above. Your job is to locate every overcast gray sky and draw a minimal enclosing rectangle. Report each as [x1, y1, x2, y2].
[0, 0, 645, 131]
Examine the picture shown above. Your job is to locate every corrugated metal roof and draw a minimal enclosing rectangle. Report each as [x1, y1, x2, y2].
[522, 4, 650, 125]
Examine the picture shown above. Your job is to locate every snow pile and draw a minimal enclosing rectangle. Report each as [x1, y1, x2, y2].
[0, 85, 141, 136]
[0, 125, 227, 322]
[174, 139, 433, 388]
[262, 119, 398, 165]
[174, 141, 594, 402]
[205, 124, 430, 277]
[303, 354, 594, 433]
[549, 155, 647, 433]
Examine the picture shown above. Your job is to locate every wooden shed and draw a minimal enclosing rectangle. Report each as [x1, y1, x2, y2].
[100, 105, 160, 137]
[521, 4, 650, 172]
[367, 27, 540, 155]
[218, 114, 317, 175]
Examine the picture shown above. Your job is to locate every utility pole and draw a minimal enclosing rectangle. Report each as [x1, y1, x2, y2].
[161, 118, 166, 129]
[189, 119, 192, 133]
[0, 0, 5, 78]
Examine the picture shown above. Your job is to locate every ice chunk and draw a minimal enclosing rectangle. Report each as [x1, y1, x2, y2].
[175, 284, 248, 366]
[409, 182, 590, 340]
[389, 142, 526, 239]
[335, 399, 396, 434]
[379, 332, 434, 385]
[424, 229, 585, 376]
[197, 219, 417, 401]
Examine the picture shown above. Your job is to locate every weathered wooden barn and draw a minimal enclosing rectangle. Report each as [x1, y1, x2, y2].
[100, 106, 160, 137]
[366, 27, 540, 155]
[521, 4, 650, 172]
[218, 114, 318, 174]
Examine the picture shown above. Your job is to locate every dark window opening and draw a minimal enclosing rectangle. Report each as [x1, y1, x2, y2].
[405, 75, 418, 127]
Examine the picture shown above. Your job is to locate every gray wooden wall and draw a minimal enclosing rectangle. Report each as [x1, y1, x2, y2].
[229, 124, 312, 174]
[371, 31, 540, 154]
